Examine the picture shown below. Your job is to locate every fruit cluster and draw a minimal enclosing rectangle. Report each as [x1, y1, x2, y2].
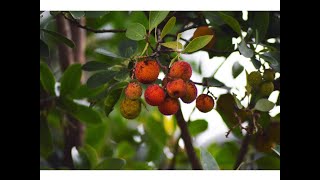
[247, 69, 276, 97]
[120, 59, 215, 119]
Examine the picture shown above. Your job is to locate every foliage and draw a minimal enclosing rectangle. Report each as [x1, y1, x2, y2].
[40, 11, 280, 170]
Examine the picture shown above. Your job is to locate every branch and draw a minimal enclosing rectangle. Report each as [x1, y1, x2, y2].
[63, 13, 125, 33]
[175, 108, 202, 170]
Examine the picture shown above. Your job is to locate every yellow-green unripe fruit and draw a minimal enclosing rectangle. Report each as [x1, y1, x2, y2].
[263, 69, 275, 82]
[120, 98, 141, 119]
[260, 82, 274, 97]
[248, 71, 262, 88]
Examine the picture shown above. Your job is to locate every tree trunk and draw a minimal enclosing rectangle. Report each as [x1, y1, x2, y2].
[56, 14, 86, 169]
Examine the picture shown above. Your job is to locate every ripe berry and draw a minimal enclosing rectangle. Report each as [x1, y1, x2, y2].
[135, 60, 160, 84]
[144, 84, 166, 106]
[158, 96, 180, 115]
[166, 79, 187, 98]
[181, 81, 197, 103]
[169, 61, 192, 81]
[125, 82, 142, 100]
[196, 94, 214, 113]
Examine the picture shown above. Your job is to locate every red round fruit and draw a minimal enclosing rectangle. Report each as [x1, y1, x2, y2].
[125, 82, 142, 100]
[166, 79, 187, 98]
[144, 84, 166, 106]
[181, 81, 197, 103]
[158, 97, 180, 115]
[169, 61, 192, 81]
[196, 94, 214, 113]
[135, 60, 160, 84]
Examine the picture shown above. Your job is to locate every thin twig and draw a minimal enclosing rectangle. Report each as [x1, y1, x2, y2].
[63, 13, 126, 33]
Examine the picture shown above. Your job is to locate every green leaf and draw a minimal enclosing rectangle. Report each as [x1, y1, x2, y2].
[40, 39, 49, 58]
[70, 11, 85, 19]
[87, 70, 118, 89]
[61, 97, 102, 124]
[60, 64, 82, 97]
[149, 11, 170, 31]
[232, 61, 244, 78]
[41, 29, 75, 48]
[82, 61, 112, 71]
[254, 98, 275, 112]
[218, 12, 242, 36]
[40, 61, 56, 96]
[104, 83, 125, 116]
[203, 77, 224, 87]
[126, 23, 146, 41]
[200, 147, 220, 170]
[161, 41, 183, 50]
[188, 119, 208, 136]
[85, 11, 109, 18]
[216, 94, 243, 138]
[253, 12, 269, 43]
[232, 94, 243, 109]
[256, 155, 280, 170]
[144, 115, 168, 147]
[183, 35, 213, 53]
[115, 141, 136, 159]
[160, 16, 176, 39]
[272, 145, 280, 156]
[260, 51, 280, 66]
[118, 40, 138, 58]
[94, 158, 126, 170]
[95, 48, 125, 59]
[71, 146, 90, 169]
[251, 58, 262, 70]
[71, 84, 106, 99]
[81, 144, 99, 168]
[114, 69, 130, 81]
[238, 40, 254, 58]
[40, 118, 53, 158]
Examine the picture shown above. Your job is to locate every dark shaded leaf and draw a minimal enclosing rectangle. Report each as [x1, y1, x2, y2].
[216, 94, 243, 138]
[94, 158, 126, 170]
[203, 77, 224, 87]
[40, 61, 56, 96]
[87, 70, 118, 88]
[71, 84, 106, 99]
[40, 39, 49, 58]
[232, 61, 244, 78]
[41, 29, 75, 48]
[218, 12, 242, 36]
[60, 64, 82, 97]
[82, 61, 112, 71]
[85, 11, 109, 18]
[238, 40, 254, 58]
[95, 48, 125, 59]
[253, 12, 269, 43]
[118, 40, 138, 58]
[251, 58, 262, 69]
[40, 118, 53, 158]
[60, 97, 102, 124]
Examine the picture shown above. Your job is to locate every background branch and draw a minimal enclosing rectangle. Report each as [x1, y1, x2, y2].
[175, 108, 202, 170]
[63, 13, 125, 33]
